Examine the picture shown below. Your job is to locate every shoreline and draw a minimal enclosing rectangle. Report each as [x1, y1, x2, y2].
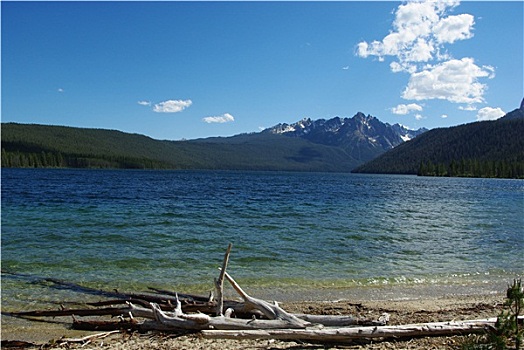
[244, 278, 507, 303]
[1, 285, 507, 348]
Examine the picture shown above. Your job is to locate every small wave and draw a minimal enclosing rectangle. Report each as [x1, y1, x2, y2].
[236, 256, 285, 264]
[344, 233, 365, 241]
[113, 257, 153, 269]
[99, 233, 130, 243]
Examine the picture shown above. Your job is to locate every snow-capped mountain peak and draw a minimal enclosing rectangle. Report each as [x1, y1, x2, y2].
[264, 112, 428, 162]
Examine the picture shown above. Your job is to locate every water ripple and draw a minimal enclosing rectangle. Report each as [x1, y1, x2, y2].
[1, 169, 523, 307]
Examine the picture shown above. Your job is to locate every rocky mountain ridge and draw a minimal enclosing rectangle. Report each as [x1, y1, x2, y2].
[263, 112, 428, 162]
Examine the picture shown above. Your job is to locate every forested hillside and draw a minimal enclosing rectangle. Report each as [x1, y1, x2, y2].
[4, 102, 523, 178]
[1, 123, 359, 172]
[352, 108, 524, 179]
[1, 124, 176, 169]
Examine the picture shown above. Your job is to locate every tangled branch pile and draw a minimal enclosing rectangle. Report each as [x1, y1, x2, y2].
[7, 244, 511, 345]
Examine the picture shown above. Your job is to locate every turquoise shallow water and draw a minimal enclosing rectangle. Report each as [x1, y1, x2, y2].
[1, 169, 523, 310]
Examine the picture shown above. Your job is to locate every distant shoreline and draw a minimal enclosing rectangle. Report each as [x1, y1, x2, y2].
[3, 166, 523, 180]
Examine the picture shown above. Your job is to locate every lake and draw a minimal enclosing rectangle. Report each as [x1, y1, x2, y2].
[1, 168, 523, 310]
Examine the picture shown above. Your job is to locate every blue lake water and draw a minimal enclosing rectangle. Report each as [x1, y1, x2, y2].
[1, 168, 523, 309]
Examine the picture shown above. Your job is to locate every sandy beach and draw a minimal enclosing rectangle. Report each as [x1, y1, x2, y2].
[2, 291, 506, 349]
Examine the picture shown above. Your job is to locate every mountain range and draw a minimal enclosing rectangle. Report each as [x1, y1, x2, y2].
[1, 112, 426, 172]
[262, 112, 427, 163]
[2, 102, 523, 178]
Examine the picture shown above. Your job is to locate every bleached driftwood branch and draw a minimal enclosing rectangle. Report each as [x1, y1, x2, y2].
[58, 331, 121, 345]
[10, 299, 381, 329]
[149, 302, 312, 330]
[201, 317, 507, 343]
[215, 243, 232, 316]
[294, 313, 387, 327]
[127, 289, 314, 331]
[223, 271, 312, 328]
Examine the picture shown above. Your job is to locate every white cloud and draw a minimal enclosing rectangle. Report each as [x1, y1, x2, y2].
[459, 105, 477, 111]
[433, 13, 475, 44]
[441, 114, 448, 118]
[342, 66, 350, 70]
[57, 88, 64, 93]
[203, 113, 235, 124]
[356, 42, 370, 58]
[153, 99, 192, 113]
[357, 0, 473, 65]
[476, 107, 505, 121]
[391, 103, 423, 115]
[356, 0, 495, 107]
[402, 58, 493, 104]
[415, 114, 424, 120]
[390, 61, 417, 74]
[138, 100, 151, 106]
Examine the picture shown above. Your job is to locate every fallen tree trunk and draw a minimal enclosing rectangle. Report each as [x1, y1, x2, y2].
[128, 291, 316, 331]
[7, 306, 135, 318]
[294, 314, 386, 327]
[8, 302, 381, 328]
[201, 318, 505, 343]
[126, 302, 385, 330]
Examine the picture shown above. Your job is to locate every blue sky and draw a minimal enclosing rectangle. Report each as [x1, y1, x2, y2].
[2, 1, 523, 141]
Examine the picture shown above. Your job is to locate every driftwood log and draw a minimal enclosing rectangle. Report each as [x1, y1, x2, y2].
[201, 318, 511, 343]
[8, 298, 375, 329]
[4, 243, 509, 345]
[214, 243, 232, 317]
[222, 271, 312, 328]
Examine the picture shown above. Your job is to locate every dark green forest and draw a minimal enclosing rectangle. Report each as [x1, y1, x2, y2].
[3, 104, 523, 178]
[352, 109, 524, 179]
[1, 123, 359, 172]
[417, 158, 523, 178]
